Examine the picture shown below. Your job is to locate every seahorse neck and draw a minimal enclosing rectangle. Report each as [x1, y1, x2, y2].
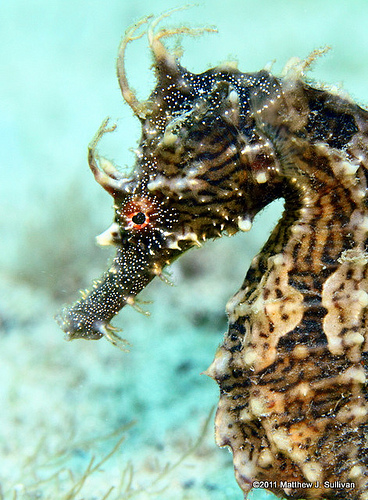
[267, 140, 366, 272]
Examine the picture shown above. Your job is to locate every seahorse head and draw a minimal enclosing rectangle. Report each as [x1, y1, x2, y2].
[113, 20, 285, 242]
[56, 12, 282, 345]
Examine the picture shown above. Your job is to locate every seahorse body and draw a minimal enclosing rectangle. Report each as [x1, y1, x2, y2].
[56, 13, 368, 500]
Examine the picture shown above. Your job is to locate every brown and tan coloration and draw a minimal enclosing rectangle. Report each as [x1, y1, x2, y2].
[56, 11, 368, 500]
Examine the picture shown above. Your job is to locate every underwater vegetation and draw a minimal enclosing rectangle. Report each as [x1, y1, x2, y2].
[55, 7, 368, 500]
[1, 414, 225, 500]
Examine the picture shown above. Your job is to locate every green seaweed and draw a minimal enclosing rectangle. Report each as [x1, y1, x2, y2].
[2, 410, 220, 500]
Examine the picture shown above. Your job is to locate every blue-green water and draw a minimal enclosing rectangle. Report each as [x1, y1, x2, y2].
[1, 0, 367, 498]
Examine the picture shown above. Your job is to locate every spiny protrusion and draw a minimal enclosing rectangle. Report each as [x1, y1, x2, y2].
[88, 118, 131, 196]
[222, 87, 240, 127]
[117, 7, 216, 121]
[126, 296, 151, 316]
[99, 323, 130, 351]
[281, 46, 331, 80]
[117, 15, 153, 119]
[96, 223, 121, 246]
[157, 272, 174, 286]
[147, 6, 217, 69]
[151, 263, 175, 286]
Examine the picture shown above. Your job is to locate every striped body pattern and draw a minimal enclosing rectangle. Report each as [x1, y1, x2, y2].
[56, 12, 368, 500]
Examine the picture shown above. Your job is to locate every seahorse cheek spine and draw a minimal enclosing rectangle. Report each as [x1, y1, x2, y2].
[56, 12, 368, 500]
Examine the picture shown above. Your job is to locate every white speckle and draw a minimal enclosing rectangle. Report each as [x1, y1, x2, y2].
[225, 292, 242, 316]
[263, 60, 275, 72]
[147, 177, 164, 191]
[257, 449, 273, 467]
[352, 405, 368, 419]
[166, 238, 181, 250]
[356, 189, 366, 199]
[344, 332, 365, 346]
[174, 178, 190, 190]
[226, 144, 237, 156]
[205, 348, 231, 379]
[291, 224, 304, 235]
[338, 248, 368, 264]
[272, 254, 284, 266]
[328, 335, 343, 355]
[238, 216, 252, 232]
[349, 465, 362, 479]
[357, 289, 368, 307]
[244, 348, 257, 366]
[293, 345, 309, 359]
[228, 89, 239, 104]
[359, 215, 368, 232]
[302, 462, 322, 483]
[295, 383, 311, 398]
[341, 366, 366, 385]
[255, 172, 267, 183]
[272, 429, 292, 453]
[126, 296, 135, 306]
[239, 408, 252, 422]
[281, 56, 301, 77]
[162, 131, 177, 146]
[300, 207, 309, 218]
[340, 160, 360, 176]
[241, 144, 261, 156]
[249, 397, 265, 416]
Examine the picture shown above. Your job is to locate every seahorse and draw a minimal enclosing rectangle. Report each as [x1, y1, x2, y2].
[56, 11, 368, 500]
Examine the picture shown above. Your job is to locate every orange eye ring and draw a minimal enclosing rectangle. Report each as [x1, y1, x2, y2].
[119, 196, 158, 231]
[116, 194, 179, 251]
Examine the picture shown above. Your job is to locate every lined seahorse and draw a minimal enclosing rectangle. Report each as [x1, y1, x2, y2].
[56, 11, 368, 500]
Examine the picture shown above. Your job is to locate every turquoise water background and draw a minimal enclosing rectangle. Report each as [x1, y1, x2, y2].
[1, 0, 368, 498]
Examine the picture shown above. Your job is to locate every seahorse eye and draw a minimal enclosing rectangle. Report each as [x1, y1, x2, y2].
[132, 212, 146, 225]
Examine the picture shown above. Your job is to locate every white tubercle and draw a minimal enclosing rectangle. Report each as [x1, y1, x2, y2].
[237, 216, 252, 232]
[96, 223, 120, 246]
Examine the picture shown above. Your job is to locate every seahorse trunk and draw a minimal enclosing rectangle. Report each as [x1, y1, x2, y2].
[207, 138, 368, 499]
